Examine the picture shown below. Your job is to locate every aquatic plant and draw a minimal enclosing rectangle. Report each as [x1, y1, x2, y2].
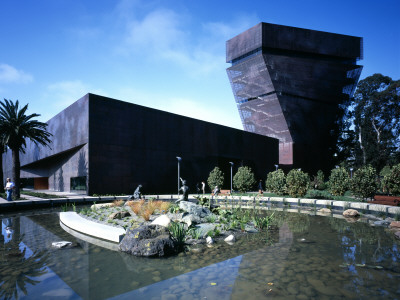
[169, 204, 180, 213]
[168, 222, 187, 247]
[60, 204, 68, 212]
[187, 227, 201, 239]
[205, 214, 217, 223]
[252, 212, 275, 231]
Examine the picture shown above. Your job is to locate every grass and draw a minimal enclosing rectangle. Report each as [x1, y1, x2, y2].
[127, 199, 171, 220]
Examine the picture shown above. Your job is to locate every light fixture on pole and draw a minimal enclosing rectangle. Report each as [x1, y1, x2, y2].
[350, 167, 353, 178]
[274, 164, 278, 171]
[176, 157, 182, 195]
[229, 162, 234, 195]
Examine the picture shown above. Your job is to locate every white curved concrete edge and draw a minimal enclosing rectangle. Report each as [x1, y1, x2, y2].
[60, 221, 119, 251]
[60, 212, 126, 243]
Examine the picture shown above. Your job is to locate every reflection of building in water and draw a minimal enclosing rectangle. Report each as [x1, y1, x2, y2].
[227, 23, 363, 173]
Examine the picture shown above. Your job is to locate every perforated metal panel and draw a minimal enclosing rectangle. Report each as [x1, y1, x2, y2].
[227, 22, 363, 170]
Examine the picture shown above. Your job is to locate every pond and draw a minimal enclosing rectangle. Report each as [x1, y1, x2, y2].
[1, 208, 400, 299]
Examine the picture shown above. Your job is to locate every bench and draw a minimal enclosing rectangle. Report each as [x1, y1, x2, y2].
[368, 195, 400, 206]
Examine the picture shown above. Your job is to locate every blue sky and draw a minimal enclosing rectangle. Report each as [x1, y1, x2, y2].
[1, 0, 399, 129]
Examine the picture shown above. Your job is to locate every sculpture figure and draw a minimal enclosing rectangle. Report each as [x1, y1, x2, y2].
[176, 179, 189, 202]
[129, 184, 143, 200]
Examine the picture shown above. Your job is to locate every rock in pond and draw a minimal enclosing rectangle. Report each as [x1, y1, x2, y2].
[343, 209, 359, 218]
[52, 241, 72, 249]
[179, 201, 212, 218]
[119, 224, 177, 257]
[206, 236, 214, 244]
[224, 234, 236, 243]
[318, 208, 331, 214]
[151, 215, 171, 227]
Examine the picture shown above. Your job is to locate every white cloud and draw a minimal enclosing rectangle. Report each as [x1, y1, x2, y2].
[113, 86, 242, 129]
[46, 80, 106, 109]
[0, 64, 33, 84]
[115, 3, 257, 76]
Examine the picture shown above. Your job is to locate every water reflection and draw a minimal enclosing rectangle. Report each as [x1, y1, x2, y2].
[1, 218, 49, 300]
[0, 210, 399, 299]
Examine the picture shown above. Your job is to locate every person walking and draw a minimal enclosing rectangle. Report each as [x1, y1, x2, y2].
[5, 178, 15, 201]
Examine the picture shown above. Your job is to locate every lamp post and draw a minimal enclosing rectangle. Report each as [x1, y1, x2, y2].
[274, 164, 278, 171]
[350, 168, 353, 178]
[229, 162, 234, 195]
[176, 157, 182, 195]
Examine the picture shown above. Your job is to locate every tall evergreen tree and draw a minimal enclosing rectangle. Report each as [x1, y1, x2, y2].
[338, 74, 400, 171]
[0, 99, 52, 198]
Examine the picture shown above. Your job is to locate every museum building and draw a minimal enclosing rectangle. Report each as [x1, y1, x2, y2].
[2, 94, 278, 195]
[226, 22, 363, 172]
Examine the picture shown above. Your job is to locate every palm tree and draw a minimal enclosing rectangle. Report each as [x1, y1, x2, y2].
[0, 99, 52, 198]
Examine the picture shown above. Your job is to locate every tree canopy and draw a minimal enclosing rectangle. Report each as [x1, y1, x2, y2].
[338, 74, 400, 171]
[0, 99, 52, 198]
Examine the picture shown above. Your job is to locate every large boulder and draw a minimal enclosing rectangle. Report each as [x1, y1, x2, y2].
[343, 209, 359, 218]
[119, 225, 177, 257]
[151, 215, 171, 227]
[179, 201, 212, 218]
[194, 223, 217, 238]
[108, 211, 131, 220]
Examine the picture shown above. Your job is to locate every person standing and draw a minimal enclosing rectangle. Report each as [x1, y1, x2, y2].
[258, 179, 263, 195]
[5, 178, 15, 201]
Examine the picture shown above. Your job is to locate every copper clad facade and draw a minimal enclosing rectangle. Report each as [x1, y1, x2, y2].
[227, 22, 363, 172]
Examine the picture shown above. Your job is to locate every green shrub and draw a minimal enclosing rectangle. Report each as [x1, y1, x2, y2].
[233, 166, 256, 192]
[328, 167, 350, 196]
[380, 165, 392, 177]
[265, 169, 286, 195]
[286, 169, 309, 198]
[311, 170, 327, 190]
[207, 167, 224, 191]
[382, 163, 400, 196]
[350, 165, 378, 201]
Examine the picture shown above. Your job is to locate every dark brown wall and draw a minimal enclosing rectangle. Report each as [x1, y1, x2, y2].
[88, 94, 278, 195]
[2, 95, 89, 191]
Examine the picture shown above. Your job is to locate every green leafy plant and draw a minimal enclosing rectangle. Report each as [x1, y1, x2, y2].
[205, 214, 217, 223]
[168, 222, 187, 248]
[207, 167, 224, 191]
[196, 196, 210, 207]
[169, 204, 180, 214]
[286, 169, 309, 198]
[61, 203, 69, 212]
[382, 163, 400, 196]
[265, 169, 286, 195]
[187, 228, 202, 239]
[233, 166, 256, 193]
[350, 165, 378, 201]
[311, 170, 327, 190]
[328, 167, 350, 196]
[252, 212, 275, 231]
